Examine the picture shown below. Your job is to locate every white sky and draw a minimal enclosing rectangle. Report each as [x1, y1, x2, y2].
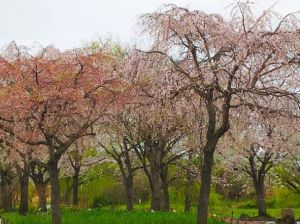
[0, 0, 299, 50]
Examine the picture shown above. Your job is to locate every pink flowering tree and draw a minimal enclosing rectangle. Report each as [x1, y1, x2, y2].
[0, 43, 123, 224]
[139, 2, 300, 223]
[219, 111, 298, 216]
[121, 51, 189, 211]
[96, 118, 141, 211]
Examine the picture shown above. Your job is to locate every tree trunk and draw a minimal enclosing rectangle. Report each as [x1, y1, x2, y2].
[7, 191, 13, 212]
[117, 158, 134, 211]
[64, 178, 72, 206]
[161, 166, 170, 212]
[150, 167, 162, 211]
[30, 162, 49, 212]
[123, 138, 134, 212]
[1, 171, 13, 212]
[35, 183, 47, 212]
[19, 168, 29, 215]
[184, 171, 193, 212]
[1, 186, 13, 212]
[124, 178, 134, 211]
[254, 177, 267, 217]
[48, 161, 61, 224]
[162, 183, 170, 212]
[197, 149, 214, 224]
[72, 168, 80, 206]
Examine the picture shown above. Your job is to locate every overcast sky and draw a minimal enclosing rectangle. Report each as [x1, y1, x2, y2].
[0, 0, 299, 50]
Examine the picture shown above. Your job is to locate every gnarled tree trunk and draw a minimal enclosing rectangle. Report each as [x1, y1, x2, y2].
[244, 145, 272, 218]
[72, 168, 80, 206]
[197, 149, 214, 224]
[35, 182, 47, 212]
[18, 164, 29, 215]
[124, 178, 134, 211]
[161, 166, 170, 212]
[0, 169, 13, 212]
[253, 176, 267, 217]
[64, 178, 72, 206]
[30, 162, 49, 212]
[197, 94, 230, 224]
[149, 165, 162, 211]
[48, 161, 61, 224]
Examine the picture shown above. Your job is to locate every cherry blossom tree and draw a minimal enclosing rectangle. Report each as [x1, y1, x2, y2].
[0, 43, 123, 224]
[219, 109, 299, 216]
[139, 2, 300, 223]
[97, 118, 141, 211]
[122, 52, 189, 211]
[213, 160, 250, 201]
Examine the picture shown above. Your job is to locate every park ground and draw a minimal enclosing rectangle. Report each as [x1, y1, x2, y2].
[2, 207, 300, 224]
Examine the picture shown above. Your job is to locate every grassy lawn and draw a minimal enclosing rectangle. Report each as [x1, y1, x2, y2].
[2, 207, 300, 224]
[2, 209, 224, 224]
[209, 208, 300, 219]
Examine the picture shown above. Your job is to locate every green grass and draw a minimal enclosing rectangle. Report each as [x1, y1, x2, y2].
[3, 207, 300, 224]
[209, 208, 300, 219]
[2, 209, 224, 224]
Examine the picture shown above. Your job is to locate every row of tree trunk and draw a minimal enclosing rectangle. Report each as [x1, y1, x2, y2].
[0, 159, 82, 217]
[63, 171, 81, 207]
[117, 162, 193, 213]
[1, 156, 267, 220]
[0, 162, 49, 215]
[0, 167, 13, 212]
